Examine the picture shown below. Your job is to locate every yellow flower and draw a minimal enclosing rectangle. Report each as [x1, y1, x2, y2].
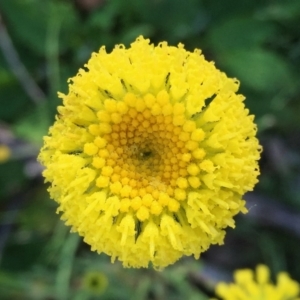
[82, 271, 108, 295]
[215, 264, 300, 300]
[38, 36, 261, 268]
[0, 144, 11, 163]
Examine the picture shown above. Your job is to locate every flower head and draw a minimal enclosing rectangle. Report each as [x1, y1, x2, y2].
[215, 264, 300, 300]
[0, 144, 11, 163]
[82, 271, 108, 295]
[38, 36, 261, 268]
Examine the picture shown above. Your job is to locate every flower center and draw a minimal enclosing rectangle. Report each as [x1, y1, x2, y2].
[103, 107, 184, 194]
[84, 91, 206, 221]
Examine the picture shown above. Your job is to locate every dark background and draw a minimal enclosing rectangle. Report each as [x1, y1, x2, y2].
[0, 0, 300, 299]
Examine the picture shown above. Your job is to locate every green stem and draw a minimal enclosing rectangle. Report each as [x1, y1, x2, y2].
[55, 232, 80, 300]
[46, 3, 61, 98]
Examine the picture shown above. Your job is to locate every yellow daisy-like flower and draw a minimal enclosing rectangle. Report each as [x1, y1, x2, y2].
[215, 264, 300, 300]
[0, 144, 11, 163]
[38, 36, 261, 268]
[82, 271, 108, 295]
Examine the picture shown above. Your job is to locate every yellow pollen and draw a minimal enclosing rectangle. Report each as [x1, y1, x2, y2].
[144, 94, 156, 108]
[192, 148, 206, 160]
[106, 158, 115, 166]
[176, 177, 188, 189]
[89, 124, 100, 136]
[101, 166, 114, 177]
[158, 193, 170, 207]
[191, 128, 205, 142]
[173, 103, 185, 115]
[137, 206, 149, 221]
[128, 108, 138, 119]
[84, 143, 98, 156]
[120, 185, 132, 197]
[142, 194, 153, 207]
[188, 176, 201, 188]
[151, 103, 161, 115]
[173, 115, 185, 126]
[120, 199, 131, 212]
[185, 140, 199, 151]
[111, 174, 120, 182]
[121, 177, 130, 185]
[97, 111, 111, 122]
[117, 102, 128, 114]
[181, 153, 191, 162]
[168, 199, 180, 212]
[94, 137, 107, 148]
[92, 157, 105, 169]
[199, 159, 215, 173]
[162, 104, 173, 116]
[124, 93, 137, 107]
[111, 113, 122, 124]
[174, 188, 186, 201]
[183, 120, 196, 132]
[104, 99, 117, 112]
[131, 196, 142, 211]
[150, 202, 163, 215]
[179, 132, 190, 142]
[187, 163, 200, 176]
[96, 176, 109, 188]
[110, 181, 122, 194]
[99, 123, 112, 134]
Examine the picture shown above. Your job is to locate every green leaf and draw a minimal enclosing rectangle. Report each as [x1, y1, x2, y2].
[0, 0, 78, 55]
[0, 160, 27, 198]
[0, 71, 32, 122]
[13, 102, 52, 146]
[219, 48, 294, 93]
[131, 0, 205, 42]
[202, 0, 263, 22]
[208, 17, 276, 52]
[0, 0, 48, 55]
[257, 0, 300, 21]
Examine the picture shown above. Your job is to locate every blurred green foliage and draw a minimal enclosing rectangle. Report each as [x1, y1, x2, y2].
[0, 0, 300, 299]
